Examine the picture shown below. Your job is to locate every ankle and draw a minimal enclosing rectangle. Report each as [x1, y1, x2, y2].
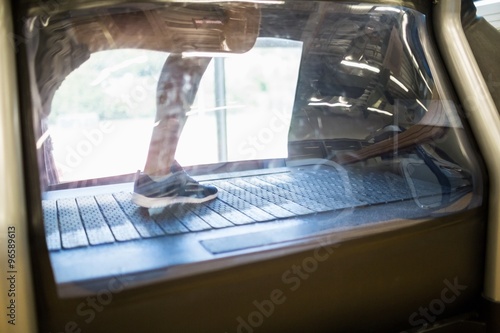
[149, 173, 173, 182]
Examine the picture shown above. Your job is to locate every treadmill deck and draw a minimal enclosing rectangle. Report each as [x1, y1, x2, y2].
[42, 165, 442, 251]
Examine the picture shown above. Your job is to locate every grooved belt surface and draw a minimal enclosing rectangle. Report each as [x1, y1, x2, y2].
[43, 167, 442, 250]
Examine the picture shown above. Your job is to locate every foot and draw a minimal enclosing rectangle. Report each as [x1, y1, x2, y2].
[132, 167, 218, 208]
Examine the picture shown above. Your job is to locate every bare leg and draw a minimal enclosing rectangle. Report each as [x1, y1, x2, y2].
[143, 55, 211, 177]
[143, 116, 185, 177]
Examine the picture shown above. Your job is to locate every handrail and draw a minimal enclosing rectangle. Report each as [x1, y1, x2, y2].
[434, 0, 500, 301]
[0, 0, 38, 332]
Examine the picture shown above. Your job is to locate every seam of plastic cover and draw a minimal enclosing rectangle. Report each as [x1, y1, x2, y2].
[19, 0, 431, 18]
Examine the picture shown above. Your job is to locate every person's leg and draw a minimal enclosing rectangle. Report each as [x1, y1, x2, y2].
[143, 115, 183, 177]
[144, 55, 209, 177]
[133, 55, 217, 208]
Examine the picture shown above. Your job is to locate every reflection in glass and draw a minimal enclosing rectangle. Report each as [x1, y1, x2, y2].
[24, 2, 483, 288]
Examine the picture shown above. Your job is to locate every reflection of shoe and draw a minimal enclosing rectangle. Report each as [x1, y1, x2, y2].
[132, 167, 218, 208]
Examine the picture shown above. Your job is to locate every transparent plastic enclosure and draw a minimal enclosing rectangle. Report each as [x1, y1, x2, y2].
[26, 1, 483, 260]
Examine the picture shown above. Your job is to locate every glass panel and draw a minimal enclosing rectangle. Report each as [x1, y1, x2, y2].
[24, 1, 484, 290]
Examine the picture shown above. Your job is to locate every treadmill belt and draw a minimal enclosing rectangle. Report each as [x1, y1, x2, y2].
[42, 167, 442, 251]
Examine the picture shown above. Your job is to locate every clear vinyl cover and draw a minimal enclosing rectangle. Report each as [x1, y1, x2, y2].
[23, 1, 484, 255]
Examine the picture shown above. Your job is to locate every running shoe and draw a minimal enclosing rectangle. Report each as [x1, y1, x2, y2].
[132, 165, 217, 208]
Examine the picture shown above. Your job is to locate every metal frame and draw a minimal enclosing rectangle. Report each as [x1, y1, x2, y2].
[0, 0, 38, 332]
[434, 0, 500, 301]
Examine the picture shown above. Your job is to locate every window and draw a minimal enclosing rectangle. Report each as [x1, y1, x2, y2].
[49, 38, 302, 182]
[50, 49, 167, 182]
[185, 38, 303, 164]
